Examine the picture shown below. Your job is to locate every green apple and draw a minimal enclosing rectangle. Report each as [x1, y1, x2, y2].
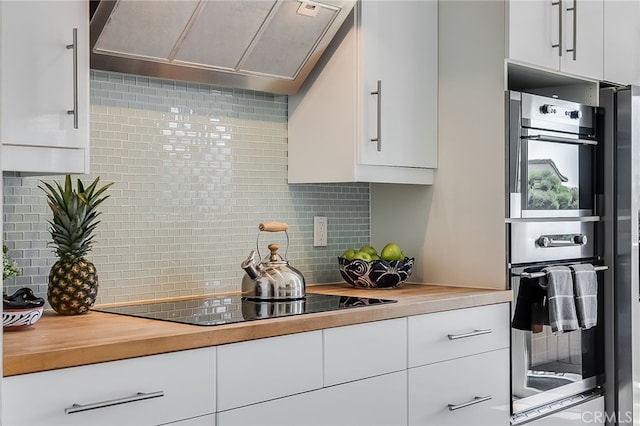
[341, 248, 357, 261]
[359, 245, 378, 257]
[380, 242, 404, 261]
[353, 251, 372, 261]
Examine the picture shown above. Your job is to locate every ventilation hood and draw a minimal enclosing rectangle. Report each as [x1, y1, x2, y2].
[90, 0, 355, 95]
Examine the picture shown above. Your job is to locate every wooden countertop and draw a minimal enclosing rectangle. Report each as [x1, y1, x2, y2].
[3, 283, 511, 377]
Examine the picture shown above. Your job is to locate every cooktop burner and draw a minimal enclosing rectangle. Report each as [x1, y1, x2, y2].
[93, 293, 396, 326]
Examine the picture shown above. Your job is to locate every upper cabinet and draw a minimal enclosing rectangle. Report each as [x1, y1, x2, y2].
[1, 0, 90, 174]
[288, 0, 437, 185]
[508, 0, 604, 81]
[508, 0, 640, 86]
[603, 1, 640, 86]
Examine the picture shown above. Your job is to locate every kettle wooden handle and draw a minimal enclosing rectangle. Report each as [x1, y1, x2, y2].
[259, 222, 288, 232]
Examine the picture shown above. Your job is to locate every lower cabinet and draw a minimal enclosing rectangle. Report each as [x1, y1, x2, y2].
[2, 347, 216, 426]
[408, 348, 510, 425]
[2, 304, 512, 426]
[217, 371, 407, 426]
[160, 414, 216, 426]
[216, 331, 323, 411]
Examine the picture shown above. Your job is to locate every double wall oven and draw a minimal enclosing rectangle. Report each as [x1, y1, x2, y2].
[506, 91, 606, 423]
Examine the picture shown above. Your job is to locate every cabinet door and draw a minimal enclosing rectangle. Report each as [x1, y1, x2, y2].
[508, 0, 603, 81]
[408, 349, 510, 426]
[508, 0, 560, 71]
[324, 317, 407, 386]
[218, 371, 407, 426]
[2, 347, 216, 426]
[603, 0, 640, 86]
[1, 0, 89, 172]
[560, 0, 603, 81]
[359, 0, 437, 169]
[216, 331, 323, 411]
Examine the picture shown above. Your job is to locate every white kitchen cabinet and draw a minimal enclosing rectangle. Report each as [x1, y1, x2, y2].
[217, 370, 407, 426]
[603, 1, 640, 86]
[216, 331, 323, 411]
[408, 348, 510, 426]
[408, 303, 510, 367]
[408, 303, 511, 425]
[161, 414, 216, 425]
[288, 0, 437, 185]
[323, 317, 407, 386]
[2, 347, 216, 426]
[0, 0, 90, 174]
[508, 0, 603, 81]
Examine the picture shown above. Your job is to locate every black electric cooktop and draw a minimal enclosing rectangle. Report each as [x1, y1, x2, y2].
[93, 293, 397, 326]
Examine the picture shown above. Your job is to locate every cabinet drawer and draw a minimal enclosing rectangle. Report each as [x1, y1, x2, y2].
[218, 371, 407, 426]
[408, 303, 509, 367]
[163, 413, 216, 425]
[408, 348, 510, 426]
[324, 318, 407, 386]
[217, 331, 322, 411]
[2, 347, 216, 426]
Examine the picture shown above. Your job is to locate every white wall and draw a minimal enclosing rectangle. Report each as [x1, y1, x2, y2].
[372, 1, 507, 290]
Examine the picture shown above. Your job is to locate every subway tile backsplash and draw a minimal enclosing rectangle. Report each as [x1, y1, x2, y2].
[2, 70, 370, 305]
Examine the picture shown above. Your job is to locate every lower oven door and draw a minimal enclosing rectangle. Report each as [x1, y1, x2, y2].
[510, 263, 605, 420]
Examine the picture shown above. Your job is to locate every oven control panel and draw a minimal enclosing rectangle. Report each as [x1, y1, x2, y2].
[520, 92, 596, 136]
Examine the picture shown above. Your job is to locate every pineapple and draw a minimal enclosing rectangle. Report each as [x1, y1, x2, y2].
[40, 175, 113, 315]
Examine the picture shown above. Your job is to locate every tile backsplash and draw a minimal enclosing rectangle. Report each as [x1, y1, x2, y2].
[2, 70, 370, 305]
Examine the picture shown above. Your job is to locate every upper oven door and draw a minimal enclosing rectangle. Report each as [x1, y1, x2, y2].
[507, 92, 599, 220]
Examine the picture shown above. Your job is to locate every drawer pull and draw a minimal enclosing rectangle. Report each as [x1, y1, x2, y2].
[65, 391, 165, 414]
[447, 395, 493, 411]
[447, 328, 492, 340]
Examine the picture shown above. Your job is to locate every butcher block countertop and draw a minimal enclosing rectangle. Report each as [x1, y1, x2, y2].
[3, 283, 511, 377]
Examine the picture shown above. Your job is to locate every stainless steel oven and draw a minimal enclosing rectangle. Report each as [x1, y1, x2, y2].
[507, 91, 606, 424]
[507, 91, 598, 220]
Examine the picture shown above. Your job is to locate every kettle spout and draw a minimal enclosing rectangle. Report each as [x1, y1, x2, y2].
[241, 250, 261, 280]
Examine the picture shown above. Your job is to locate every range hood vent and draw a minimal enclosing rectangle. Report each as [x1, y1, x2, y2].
[90, 0, 355, 95]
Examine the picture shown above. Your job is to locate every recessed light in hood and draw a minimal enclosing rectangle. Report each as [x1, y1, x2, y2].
[90, 0, 356, 95]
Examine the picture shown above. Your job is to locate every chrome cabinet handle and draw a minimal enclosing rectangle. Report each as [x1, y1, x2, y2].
[66, 28, 78, 129]
[447, 328, 492, 340]
[64, 391, 164, 414]
[551, 0, 563, 56]
[448, 395, 493, 411]
[370, 80, 382, 152]
[566, 0, 577, 60]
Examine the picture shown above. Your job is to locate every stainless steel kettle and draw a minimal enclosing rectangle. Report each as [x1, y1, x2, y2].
[241, 222, 306, 300]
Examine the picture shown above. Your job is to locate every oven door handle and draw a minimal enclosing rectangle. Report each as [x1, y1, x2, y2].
[517, 265, 609, 279]
[536, 233, 587, 248]
[522, 134, 598, 146]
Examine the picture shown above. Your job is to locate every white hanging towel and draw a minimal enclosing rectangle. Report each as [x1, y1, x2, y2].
[540, 266, 579, 334]
[569, 263, 598, 330]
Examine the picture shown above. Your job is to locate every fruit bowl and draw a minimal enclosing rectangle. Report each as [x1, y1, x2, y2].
[3, 306, 44, 331]
[3, 287, 45, 331]
[338, 257, 414, 289]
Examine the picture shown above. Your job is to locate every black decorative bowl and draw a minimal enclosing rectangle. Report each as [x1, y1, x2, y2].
[338, 257, 414, 289]
[3, 288, 45, 331]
